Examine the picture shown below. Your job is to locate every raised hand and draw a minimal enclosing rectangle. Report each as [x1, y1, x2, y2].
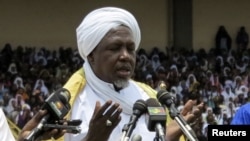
[83, 100, 122, 141]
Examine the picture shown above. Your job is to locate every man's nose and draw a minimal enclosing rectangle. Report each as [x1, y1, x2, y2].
[119, 48, 130, 59]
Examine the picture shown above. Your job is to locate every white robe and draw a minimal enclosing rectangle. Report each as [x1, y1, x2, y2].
[0, 108, 15, 141]
[64, 82, 157, 141]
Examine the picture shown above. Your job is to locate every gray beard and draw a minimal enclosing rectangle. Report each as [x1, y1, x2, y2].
[113, 79, 129, 89]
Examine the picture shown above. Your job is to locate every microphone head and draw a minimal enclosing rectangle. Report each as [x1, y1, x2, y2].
[156, 90, 173, 107]
[146, 98, 161, 107]
[145, 98, 166, 131]
[133, 99, 147, 116]
[122, 100, 146, 139]
[57, 88, 71, 110]
[131, 134, 142, 141]
[44, 88, 71, 121]
[58, 88, 71, 104]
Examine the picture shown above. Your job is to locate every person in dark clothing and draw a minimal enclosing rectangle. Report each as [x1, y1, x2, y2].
[236, 26, 249, 53]
[215, 25, 232, 54]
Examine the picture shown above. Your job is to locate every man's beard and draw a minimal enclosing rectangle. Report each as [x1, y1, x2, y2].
[113, 79, 129, 89]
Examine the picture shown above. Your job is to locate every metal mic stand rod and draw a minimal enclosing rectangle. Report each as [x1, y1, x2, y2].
[169, 104, 198, 141]
[155, 123, 166, 141]
[24, 115, 49, 141]
[121, 124, 129, 141]
[174, 116, 197, 141]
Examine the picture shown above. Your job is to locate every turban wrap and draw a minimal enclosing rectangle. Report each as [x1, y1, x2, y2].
[76, 7, 141, 60]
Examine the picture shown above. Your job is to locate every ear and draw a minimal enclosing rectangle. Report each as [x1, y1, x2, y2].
[87, 53, 94, 64]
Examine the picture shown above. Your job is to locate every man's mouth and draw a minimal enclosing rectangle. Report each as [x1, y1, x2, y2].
[116, 67, 132, 78]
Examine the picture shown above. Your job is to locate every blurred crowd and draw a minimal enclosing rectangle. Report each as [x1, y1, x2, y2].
[0, 43, 83, 129]
[0, 25, 249, 140]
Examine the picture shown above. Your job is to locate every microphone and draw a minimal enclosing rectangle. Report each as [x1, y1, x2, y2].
[24, 88, 71, 141]
[157, 90, 198, 141]
[145, 98, 166, 141]
[121, 99, 147, 141]
[131, 134, 142, 141]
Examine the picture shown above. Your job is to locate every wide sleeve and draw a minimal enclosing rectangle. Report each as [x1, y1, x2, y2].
[231, 103, 250, 125]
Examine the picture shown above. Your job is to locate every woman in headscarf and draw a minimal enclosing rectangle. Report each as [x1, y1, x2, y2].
[238, 85, 249, 100]
[32, 79, 49, 100]
[223, 67, 231, 78]
[15, 104, 33, 128]
[186, 73, 200, 94]
[221, 85, 236, 105]
[166, 64, 180, 87]
[202, 107, 217, 138]
[5, 98, 19, 122]
[232, 76, 243, 93]
[7, 62, 18, 76]
[13, 76, 25, 90]
[150, 54, 161, 72]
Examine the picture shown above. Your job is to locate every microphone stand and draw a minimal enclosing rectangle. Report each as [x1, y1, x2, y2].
[122, 122, 136, 141]
[121, 123, 129, 141]
[154, 123, 166, 141]
[168, 104, 198, 141]
[24, 115, 49, 141]
[24, 118, 82, 141]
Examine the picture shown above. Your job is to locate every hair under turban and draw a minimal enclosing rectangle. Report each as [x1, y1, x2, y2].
[76, 7, 141, 60]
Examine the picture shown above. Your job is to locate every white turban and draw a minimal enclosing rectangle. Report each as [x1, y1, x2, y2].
[76, 7, 141, 60]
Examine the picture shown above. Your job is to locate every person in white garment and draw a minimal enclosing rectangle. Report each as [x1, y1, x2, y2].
[0, 108, 16, 141]
[63, 7, 203, 141]
[0, 108, 65, 141]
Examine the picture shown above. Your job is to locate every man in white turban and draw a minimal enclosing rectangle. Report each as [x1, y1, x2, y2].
[76, 7, 141, 61]
[63, 7, 203, 141]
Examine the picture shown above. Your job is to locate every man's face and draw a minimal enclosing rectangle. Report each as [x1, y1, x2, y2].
[189, 76, 194, 83]
[88, 26, 136, 87]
